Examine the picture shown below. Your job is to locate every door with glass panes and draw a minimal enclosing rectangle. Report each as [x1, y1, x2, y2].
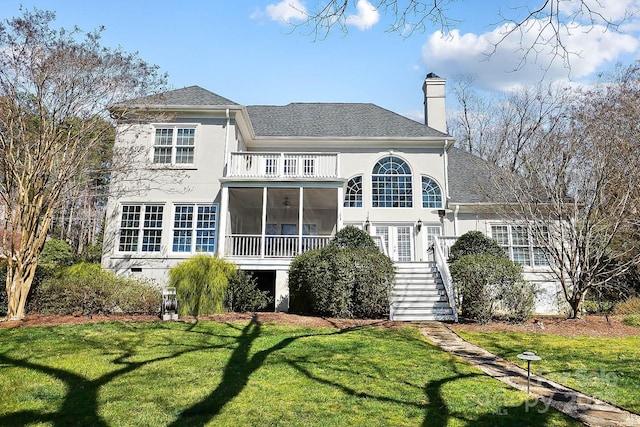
[374, 225, 414, 262]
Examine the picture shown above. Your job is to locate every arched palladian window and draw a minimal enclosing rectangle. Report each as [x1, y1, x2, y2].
[421, 176, 443, 208]
[371, 156, 413, 207]
[344, 175, 363, 207]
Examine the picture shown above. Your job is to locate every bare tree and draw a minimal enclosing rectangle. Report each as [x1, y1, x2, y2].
[449, 78, 569, 173]
[0, 9, 168, 320]
[298, 1, 633, 69]
[492, 62, 640, 317]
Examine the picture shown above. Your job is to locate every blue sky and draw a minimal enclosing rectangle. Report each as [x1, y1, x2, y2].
[2, 1, 639, 121]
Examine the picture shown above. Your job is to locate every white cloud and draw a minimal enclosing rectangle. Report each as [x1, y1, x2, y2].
[345, 0, 380, 31]
[263, 0, 307, 24]
[422, 19, 640, 91]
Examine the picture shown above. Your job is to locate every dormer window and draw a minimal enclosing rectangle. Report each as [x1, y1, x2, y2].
[153, 126, 196, 165]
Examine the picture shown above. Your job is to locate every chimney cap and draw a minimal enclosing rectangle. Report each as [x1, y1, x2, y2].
[426, 72, 442, 79]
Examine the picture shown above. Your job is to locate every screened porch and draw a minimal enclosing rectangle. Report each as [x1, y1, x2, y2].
[224, 187, 339, 258]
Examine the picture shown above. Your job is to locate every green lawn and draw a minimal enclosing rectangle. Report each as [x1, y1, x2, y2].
[0, 320, 580, 426]
[457, 330, 640, 414]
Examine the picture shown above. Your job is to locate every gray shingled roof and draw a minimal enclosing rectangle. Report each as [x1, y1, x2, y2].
[447, 147, 498, 203]
[246, 103, 447, 138]
[117, 85, 239, 107]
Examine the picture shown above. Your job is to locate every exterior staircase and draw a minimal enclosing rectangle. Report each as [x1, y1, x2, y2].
[390, 262, 456, 321]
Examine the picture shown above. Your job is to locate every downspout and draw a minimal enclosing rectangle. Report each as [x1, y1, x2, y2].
[453, 204, 460, 236]
[443, 141, 450, 200]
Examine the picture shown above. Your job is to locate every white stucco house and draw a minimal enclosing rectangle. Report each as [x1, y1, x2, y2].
[101, 73, 560, 321]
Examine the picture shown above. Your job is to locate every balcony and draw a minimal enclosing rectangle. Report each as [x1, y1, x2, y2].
[228, 152, 339, 179]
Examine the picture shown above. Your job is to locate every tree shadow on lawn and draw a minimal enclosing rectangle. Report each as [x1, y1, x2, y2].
[168, 316, 361, 426]
[288, 354, 562, 427]
[0, 319, 572, 427]
[0, 322, 239, 427]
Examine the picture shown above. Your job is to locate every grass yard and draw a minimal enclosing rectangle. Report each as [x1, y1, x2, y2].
[0, 320, 581, 426]
[456, 331, 640, 414]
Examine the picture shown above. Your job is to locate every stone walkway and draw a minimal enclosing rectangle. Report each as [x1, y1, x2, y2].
[421, 323, 640, 427]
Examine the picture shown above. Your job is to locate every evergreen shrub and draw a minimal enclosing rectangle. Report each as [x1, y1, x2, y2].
[448, 230, 507, 263]
[622, 314, 640, 327]
[29, 263, 160, 315]
[169, 255, 236, 316]
[225, 270, 272, 312]
[289, 227, 394, 319]
[450, 254, 533, 324]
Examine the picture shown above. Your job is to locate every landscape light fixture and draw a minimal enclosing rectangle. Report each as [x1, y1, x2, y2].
[517, 351, 541, 394]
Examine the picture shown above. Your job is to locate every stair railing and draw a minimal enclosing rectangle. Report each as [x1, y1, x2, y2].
[432, 236, 459, 322]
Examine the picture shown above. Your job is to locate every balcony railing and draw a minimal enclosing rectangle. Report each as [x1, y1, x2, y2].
[225, 234, 333, 258]
[228, 152, 339, 179]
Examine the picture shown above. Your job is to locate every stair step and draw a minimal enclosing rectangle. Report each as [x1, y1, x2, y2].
[392, 299, 451, 307]
[391, 313, 456, 321]
[392, 296, 448, 303]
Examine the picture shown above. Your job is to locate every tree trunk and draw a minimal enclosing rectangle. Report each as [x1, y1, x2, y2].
[5, 261, 37, 320]
[568, 291, 586, 319]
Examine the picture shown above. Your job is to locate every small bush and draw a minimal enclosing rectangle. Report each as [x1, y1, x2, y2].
[225, 270, 272, 312]
[622, 314, 640, 327]
[169, 255, 236, 316]
[614, 297, 640, 315]
[501, 279, 536, 323]
[289, 245, 394, 319]
[448, 231, 507, 263]
[29, 263, 160, 315]
[450, 254, 530, 324]
[583, 300, 615, 315]
[328, 225, 377, 249]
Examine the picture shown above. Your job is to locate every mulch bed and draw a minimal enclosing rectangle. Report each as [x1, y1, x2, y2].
[1, 312, 638, 337]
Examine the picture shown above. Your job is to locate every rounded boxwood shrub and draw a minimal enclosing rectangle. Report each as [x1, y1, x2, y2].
[289, 227, 395, 319]
[450, 254, 533, 324]
[448, 231, 507, 263]
[328, 225, 377, 249]
[169, 255, 236, 316]
[28, 263, 161, 315]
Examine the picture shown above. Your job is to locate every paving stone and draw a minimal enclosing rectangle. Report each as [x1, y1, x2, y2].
[421, 324, 640, 427]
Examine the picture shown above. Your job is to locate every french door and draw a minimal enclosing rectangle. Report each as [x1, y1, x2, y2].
[374, 225, 414, 262]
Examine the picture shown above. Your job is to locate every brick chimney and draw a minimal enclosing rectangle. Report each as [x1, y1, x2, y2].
[422, 73, 447, 133]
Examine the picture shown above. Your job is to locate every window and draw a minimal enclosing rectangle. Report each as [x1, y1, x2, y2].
[119, 204, 164, 252]
[172, 204, 218, 253]
[421, 176, 443, 208]
[491, 224, 549, 267]
[371, 156, 413, 207]
[344, 175, 363, 207]
[153, 126, 195, 165]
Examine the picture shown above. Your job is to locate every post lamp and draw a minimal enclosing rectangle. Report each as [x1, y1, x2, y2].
[517, 351, 541, 394]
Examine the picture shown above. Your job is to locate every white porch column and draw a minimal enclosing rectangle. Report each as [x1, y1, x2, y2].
[260, 187, 267, 258]
[298, 187, 304, 254]
[337, 185, 344, 231]
[217, 186, 229, 257]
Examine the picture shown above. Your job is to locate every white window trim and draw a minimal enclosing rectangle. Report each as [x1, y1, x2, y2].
[488, 223, 550, 270]
[151, 123, 199, 167]
[170, 203, 219, 254]
[420, 175, 444, 209]
[117, 203, 166, 253]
